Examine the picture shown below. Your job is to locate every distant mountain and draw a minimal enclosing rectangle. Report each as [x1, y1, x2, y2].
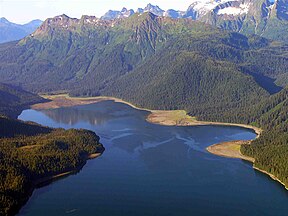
[198, 0, 288, 43]
[0, 18, 42, 43]
[137, 3, 165, 16]
[100, 1, 288, 43]
[101, 3, 185, 20]
[101, 7, 135, 20]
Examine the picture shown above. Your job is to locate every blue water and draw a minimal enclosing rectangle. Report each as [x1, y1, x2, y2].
[17, 101, 288, 216]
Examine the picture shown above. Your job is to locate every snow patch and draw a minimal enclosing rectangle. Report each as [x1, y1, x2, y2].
[189, 0, 231, 15]
[217, 3, 250, 15]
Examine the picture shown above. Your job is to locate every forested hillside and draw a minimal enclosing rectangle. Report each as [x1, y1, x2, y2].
[0, 13, 287, 120]
[241, 88, 288, 186]
[101, 50, 268, 120]
[0, 83, 45, 118]
[0, 85, 104, 216]
[0, 119, 104, 216]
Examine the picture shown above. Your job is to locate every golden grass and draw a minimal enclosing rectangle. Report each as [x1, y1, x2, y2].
[206, 141, 255, 163]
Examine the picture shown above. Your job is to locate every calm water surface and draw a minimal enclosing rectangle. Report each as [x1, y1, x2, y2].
[18, 101, 288, 216]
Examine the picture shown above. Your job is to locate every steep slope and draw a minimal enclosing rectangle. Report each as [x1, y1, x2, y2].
[101, 50, 268, 120]
[0, 83, 45, 118]
[0, 18, 42, 43]
[100, 1, 288, 43]
[198, 0, 288, 43]
[241, 88, 288, 186]
[0, 13, 287, 119]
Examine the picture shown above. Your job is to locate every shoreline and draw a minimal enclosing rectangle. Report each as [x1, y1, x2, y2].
[34, 153, 102, 186]
[31, 94, 288, 190]
[253, 167, 288, 190]
[13, 152, 103, 216]
[32, 94, 262, 136]
[207, 141, 288, 190]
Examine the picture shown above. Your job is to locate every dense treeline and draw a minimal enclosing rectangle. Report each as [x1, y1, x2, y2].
[100, 50, 269, 121]
[242, 131, 288, 185]
[241, 88, 288, 186]
[0, 120, 104, 216]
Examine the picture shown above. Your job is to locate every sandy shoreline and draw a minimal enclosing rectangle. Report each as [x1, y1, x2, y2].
[31, 94, 288, 190]
[207, 140, 288, 190]
[32, 94, 155, 112]
[206, 141, 255, 163]
[32, 94, 262, 136]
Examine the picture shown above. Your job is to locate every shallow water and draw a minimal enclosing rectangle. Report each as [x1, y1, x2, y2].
[17, 100, 288, 216]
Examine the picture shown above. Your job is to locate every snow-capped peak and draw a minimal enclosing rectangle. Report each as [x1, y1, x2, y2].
[186, 0, 232, 19]
[185, 0, 255, 19]
[102, 3, 182, 20]
[143, 3, 165, 16]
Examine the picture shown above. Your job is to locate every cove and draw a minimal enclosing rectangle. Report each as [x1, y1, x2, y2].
[17, 100, 288, 216]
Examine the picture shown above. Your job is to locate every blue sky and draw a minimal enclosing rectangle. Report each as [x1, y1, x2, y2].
[0, 0, 192, 24]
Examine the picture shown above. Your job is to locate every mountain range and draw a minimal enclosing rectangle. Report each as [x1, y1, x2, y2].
[2, 0, 288, 44]
[0, 18, 42, 43]
[101, 0, 288, 43]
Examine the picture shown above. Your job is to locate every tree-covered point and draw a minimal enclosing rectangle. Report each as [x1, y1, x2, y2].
[0, 85, 104, 216]
[0, 116, 104, 216]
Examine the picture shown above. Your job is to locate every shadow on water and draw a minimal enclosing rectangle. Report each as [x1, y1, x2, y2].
[253, 169, 288, 196]
[244, 70, 283, 94]
[15, 149, 106, 216]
